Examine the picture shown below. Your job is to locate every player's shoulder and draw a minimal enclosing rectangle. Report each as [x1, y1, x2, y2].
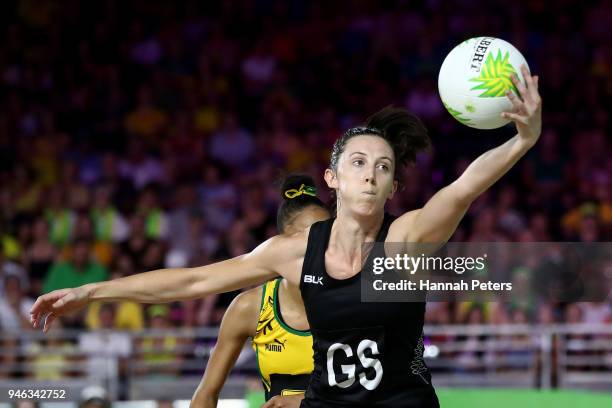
[230, 285, 264, 315]
[223, 285, 265, 336]
[263, 228, 310, 256]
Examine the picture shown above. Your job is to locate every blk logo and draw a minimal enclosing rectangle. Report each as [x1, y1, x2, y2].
[304, 275, 323, 285]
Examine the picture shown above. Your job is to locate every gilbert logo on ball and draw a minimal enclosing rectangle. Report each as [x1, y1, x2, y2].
[438, 37, 529, 129]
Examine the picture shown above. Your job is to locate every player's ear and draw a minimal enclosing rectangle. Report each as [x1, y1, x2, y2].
[387, 180, 398, 200]
[324, 168, 338, 189]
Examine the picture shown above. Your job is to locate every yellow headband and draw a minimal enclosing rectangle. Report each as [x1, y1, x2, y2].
[284, 184, 317, 199]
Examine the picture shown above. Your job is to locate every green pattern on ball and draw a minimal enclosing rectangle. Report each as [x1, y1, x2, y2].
[443, 102, 473, 125]
[469, 50, 519, 97]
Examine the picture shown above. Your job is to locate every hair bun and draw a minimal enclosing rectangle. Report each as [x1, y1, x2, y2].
[365, 106, 430, 166]
[280, 174, 317, 201]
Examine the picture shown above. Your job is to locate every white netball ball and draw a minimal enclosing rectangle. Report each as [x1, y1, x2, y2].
[438, 37, 530, 129]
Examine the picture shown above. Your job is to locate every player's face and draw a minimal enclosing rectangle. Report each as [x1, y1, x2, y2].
[284, 206, 330, 235]
[326, 135, 397, 216]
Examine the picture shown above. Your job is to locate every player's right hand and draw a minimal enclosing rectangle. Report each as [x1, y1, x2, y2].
[29, 285, 94, 333]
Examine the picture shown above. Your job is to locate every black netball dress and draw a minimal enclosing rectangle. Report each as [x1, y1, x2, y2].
[299, 213, 439, 407]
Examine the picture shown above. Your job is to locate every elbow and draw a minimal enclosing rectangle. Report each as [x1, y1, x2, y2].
[447, 182, 477, 208]
[456, 192, 476, 209]
[185, 267, 212, 300]
[191, 391, 218, 408]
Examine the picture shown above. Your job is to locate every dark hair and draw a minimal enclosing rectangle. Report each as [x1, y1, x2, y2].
[277, 174, 327, 233]
[330, 106, 430, 179]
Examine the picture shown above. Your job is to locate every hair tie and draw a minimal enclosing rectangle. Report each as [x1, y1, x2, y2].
[284, 184, 317, 199]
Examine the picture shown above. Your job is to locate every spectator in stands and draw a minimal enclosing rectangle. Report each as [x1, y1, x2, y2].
[1, 221, 21, 261]
[78, 384, 111, 408]
[163, 113, 205, 178]
[43, 187, 76, 247]
[240, 185, 274, 242]
[495, 185, 526, 238]
[141, 241, 166, 271]
[22, 217, 56, 297]
[468, 207, 507, 242]
[167, 210, 218, 268]
[580, 302, 612, 325]
[124, 85, 169, 145]
[78, 303, 132, 381]
[136, 186, 169, 240]
[167, 184, 199, 258]
[537, 303, 557, 324]
[197, 163, 238, 232]
[523, 129, 566, 200]
[118, 139, 165, 190]
[42, 238, 108, 294]
[456, 305, 487, 372]
[25, 320, 76, 380]
[529, 213, 552, 241]
[120, 213, 156, 271]
[209, 112, 255, 170]
[90, 185, 129, 243]
[136, 305, 182, 378]
[0, 334, 20, 379]
[65, 214, 113, 267]
[98, 153, 136, 211]
[489, 302, 511, 325]
[0, 250, 28, 297]
[565, 304, 586, 338]
[11, 165, 42, 218]
[0, 273, 34, 331]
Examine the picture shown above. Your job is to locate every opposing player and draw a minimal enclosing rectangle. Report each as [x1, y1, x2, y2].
[32, 67, 541, 407]
[191, 174, 329, 408]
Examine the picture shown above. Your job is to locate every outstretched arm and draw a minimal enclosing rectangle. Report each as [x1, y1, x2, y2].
[392, 65, 542, 243]
[30, 233, 307, 332]
[190, 288, 260, 408]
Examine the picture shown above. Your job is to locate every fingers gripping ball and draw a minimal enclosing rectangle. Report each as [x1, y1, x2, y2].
[438, 37, 530, 129]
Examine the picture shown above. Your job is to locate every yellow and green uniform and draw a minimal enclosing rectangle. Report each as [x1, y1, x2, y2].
[252, 278, 313, 400]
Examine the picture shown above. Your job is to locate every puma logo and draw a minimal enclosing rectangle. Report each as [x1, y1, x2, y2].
[265, 339, 287, 352]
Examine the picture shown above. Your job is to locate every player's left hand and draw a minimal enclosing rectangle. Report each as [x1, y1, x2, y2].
[30, 285, 93, 333]
[261, 394, 304, 408]
[502, 64, 542, 147]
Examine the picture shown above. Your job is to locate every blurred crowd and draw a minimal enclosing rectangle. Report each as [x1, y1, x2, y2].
[0, 0, 611, 381]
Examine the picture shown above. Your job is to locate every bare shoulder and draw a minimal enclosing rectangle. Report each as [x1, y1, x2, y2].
[255, 228, 309, 257]
[251, 229, 310, 266]
[230, 286, 263, 314]
[387, 209, 421, 242]
[223, 286, 264, 337]
[248, 229, 309, 286]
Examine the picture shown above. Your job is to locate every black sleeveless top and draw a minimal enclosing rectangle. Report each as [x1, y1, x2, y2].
[299, 213, 439, 407]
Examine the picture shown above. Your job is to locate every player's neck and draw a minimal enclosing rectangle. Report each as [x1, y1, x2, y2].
[279, 278, 304, 312]
[331, 211, 384, 256]
[278, 279, 308, 331]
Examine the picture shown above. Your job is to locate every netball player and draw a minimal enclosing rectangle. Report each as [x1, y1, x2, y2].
[191, 174, 328, 408]
[32, 67, 541, 407]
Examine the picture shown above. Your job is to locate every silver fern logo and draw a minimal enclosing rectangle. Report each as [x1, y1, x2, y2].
[410, 334, 429, 385]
